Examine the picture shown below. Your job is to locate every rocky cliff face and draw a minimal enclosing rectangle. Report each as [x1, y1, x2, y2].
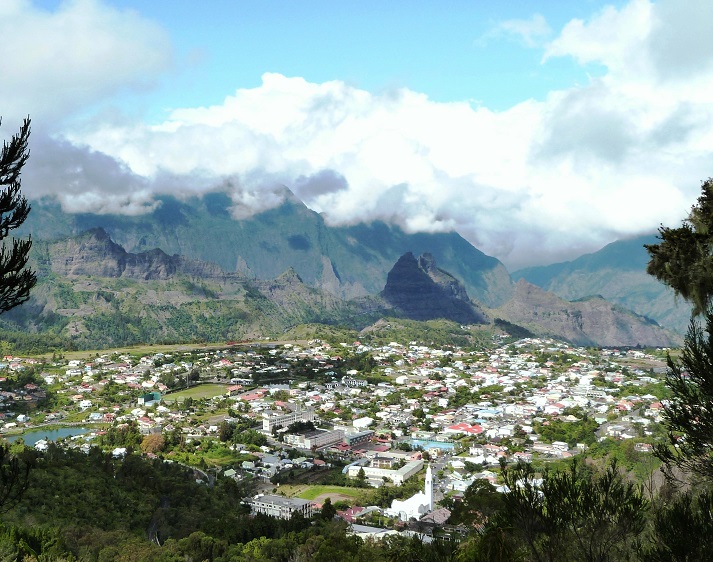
[495, 280, 681, 347]
[46, 228, 225, 280]
[12, 229, 385, 349]
[381, 252, 488, 324]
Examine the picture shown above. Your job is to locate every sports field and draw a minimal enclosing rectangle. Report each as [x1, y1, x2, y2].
[296, 485, 362, 501]
[162, 384, 227, 403]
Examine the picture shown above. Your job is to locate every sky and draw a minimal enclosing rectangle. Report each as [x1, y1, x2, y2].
[2, 0, 713, 270]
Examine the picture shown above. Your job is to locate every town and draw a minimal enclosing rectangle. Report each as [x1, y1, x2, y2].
[0, 334, 670, 539]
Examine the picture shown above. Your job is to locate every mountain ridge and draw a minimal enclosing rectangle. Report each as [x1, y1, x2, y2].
[19, 191, 514, 307]
[1, 230, 681, 350]
[512, 234, 690, 333]
[493, 279, 680, 348]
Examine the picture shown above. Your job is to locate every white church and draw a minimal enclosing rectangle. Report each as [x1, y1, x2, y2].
[384, 465, 434, 521]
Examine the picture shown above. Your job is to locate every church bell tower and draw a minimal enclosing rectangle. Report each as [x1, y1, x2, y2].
[425, 464, 433, 511]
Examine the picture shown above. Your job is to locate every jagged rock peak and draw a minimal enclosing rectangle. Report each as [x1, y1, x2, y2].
[83, 226, 111, 240]
[276, 267, 304, 283]
[418, 252, 436, 272]
[382, 252, 488, 324]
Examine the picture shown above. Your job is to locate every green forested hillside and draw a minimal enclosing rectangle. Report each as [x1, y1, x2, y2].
[0, 272, 381, 351]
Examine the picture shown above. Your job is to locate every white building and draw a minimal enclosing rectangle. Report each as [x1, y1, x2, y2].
[385, 465, 434, 521]
[283, 428, 345, 449]
[352, 417, 374, 430]
[342, 377, 368, 388]
[248, 495, 314, 519]
[262, 407, 315, 432]
[347, 459, 424, 486]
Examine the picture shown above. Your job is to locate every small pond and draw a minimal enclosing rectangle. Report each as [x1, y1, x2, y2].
[4, 426, 94, 447]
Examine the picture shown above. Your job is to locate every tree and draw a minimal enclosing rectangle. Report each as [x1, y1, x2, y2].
[646, 178, 713, 316]
[654, 310, 713, 479]
[320, 497, 336, 520]
[493, 460, 647, 562]
[218, 421, 234, 442]
[0, 118, 36, 313]
[448, 478, 504, 527]
[0, 444, 33, 512]
[639, 489, 713, 561]
[646, 180, 713, 479]
[140, 433, 165, 455]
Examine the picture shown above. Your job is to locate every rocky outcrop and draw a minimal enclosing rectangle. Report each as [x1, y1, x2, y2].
[495, 280, 681, 347]
[381, 252, 488, 324]
[47, 228, 225, 280]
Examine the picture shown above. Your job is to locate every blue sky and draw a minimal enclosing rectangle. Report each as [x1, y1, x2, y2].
[3, 0, 713, 269]
[105, 1, 609, 114]
[65, 0, 613, 117]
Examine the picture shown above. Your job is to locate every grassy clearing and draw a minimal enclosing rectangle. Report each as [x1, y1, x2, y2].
[38, 343, 213, 361]
[40, 337, 315, 361]
[296, 485, 363, 501]
[163, 384, 228, 403]
[275, 484, 307, 497]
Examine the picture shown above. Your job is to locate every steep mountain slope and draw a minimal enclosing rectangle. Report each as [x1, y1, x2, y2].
[512, 234, 691, 334]
[5, 229, 381, 349]
[494, 280, 681, 348]
[381, 252, 488, 324]
[2, 229, 683, 350]
[19, 191, 513, 307]
[335, 221, 512, 307]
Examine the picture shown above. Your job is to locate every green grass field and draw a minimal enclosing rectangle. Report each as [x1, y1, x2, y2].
[39, 343, 224, 361]
[162, 384, 228, 403]
[296, 485, 363, 501]
[40, 338, 312, 361]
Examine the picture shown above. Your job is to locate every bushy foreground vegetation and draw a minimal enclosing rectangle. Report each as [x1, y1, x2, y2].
[0, 442, 708, 561]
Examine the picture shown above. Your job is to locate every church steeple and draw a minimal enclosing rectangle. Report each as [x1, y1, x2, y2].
[425, 464, 433, 511]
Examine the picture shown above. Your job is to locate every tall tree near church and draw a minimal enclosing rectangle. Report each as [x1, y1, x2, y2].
[647, 178, 713, 478]
[0, 117, 36, 313]
[646, 178, 713, 316]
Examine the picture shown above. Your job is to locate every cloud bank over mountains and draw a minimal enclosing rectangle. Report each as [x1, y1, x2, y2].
[3, 0, 713, 269]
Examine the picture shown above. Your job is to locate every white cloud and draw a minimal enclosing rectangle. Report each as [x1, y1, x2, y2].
[0, 0, 172, 125]
[22, 133, 159, 215]
[543, 1, 653, 76]
[497, 14, 552, 47]
[12, 0, 713, 270]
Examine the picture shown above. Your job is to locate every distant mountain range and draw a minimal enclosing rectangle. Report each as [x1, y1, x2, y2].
[18, 190, 512, 307]
[0, 192, 685, 350]
[512, 234, 691, 335]
[493, 280, 677, 348]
